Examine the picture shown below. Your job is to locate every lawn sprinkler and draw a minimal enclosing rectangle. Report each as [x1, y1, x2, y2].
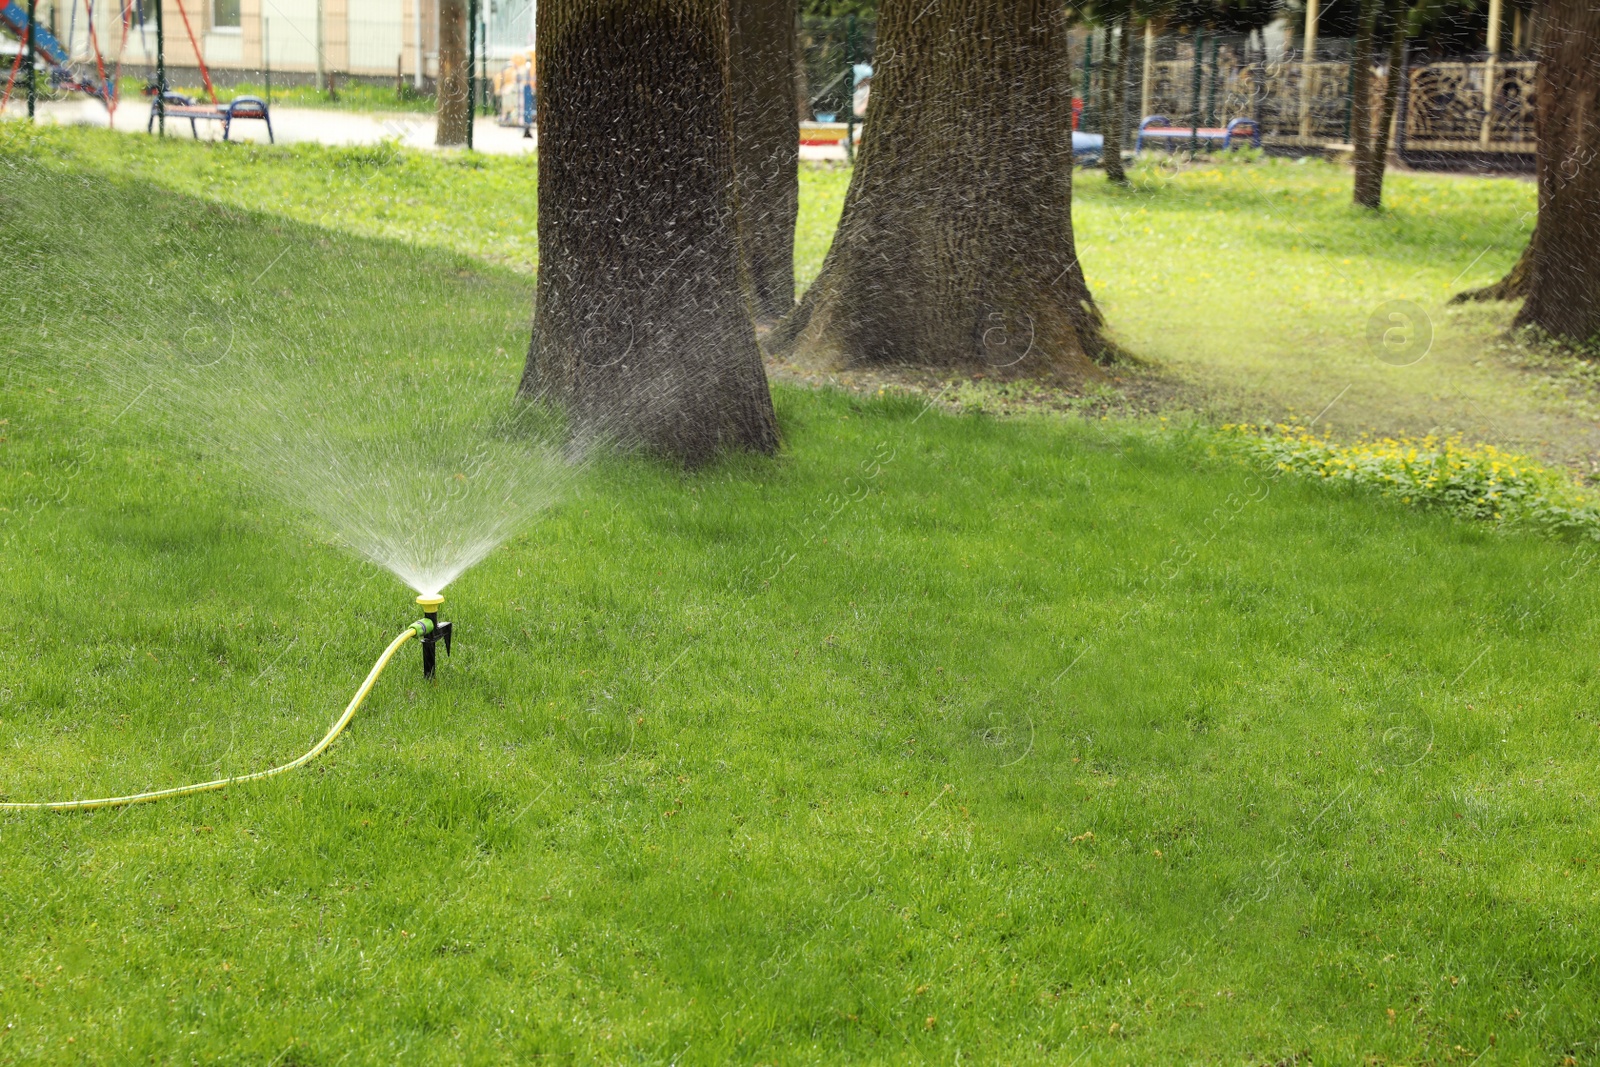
[414, 594, 454, 679]
[1, 594, 454, 813]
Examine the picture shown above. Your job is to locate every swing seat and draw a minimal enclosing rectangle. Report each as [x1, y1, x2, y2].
[1135, 116, 1260, 153]
[48, 68, 112, 102]
[147, 91, 273, 143]
[1, 0, 110, 103]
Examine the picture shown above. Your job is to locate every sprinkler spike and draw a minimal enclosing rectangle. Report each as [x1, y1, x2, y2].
[415, 594, 452, 679]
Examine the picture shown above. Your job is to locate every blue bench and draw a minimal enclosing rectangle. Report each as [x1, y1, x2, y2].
[148, 92, 274, 143]
[1136, 115, 1260, 153]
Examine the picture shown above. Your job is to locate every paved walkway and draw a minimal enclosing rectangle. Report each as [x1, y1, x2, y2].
[15, 97, 854, 160]
[21, 97, 540, 154]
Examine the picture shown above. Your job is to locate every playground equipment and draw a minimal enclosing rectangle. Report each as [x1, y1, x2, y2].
[1071, 130, 1105, 165]
[1, 0, 270, 140]
[0, 0, 113, 109]
[137, 0, 271, 140]
[1067, 95, 1106, 164]
[494, 51, 534, 138]
[0, 594, 455, 813]
[148, 89, 272, 141]
[1136, 115, 1263, 154]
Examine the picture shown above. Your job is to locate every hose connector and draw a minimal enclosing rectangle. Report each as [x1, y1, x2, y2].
[415, 594, 452, 679]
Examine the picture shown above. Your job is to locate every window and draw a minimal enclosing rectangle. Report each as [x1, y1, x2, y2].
[212, 0, 240, 31]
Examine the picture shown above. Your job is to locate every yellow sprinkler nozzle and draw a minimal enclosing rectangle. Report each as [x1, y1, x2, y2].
[414, 594, 451, 679]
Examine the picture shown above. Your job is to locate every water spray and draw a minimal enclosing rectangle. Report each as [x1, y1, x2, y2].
[0, 596, 456, 813]
[0, 150, 577, 817]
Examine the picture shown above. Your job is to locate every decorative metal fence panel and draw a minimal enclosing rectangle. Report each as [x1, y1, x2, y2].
[1076, 30, 1534, 167]
[1405, 59, 1535, 154]
[1118, 50, 1370, 144]
[1262, 59, 1362, 141]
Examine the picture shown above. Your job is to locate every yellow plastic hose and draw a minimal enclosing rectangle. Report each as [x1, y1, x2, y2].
[0, 622, 424, 814]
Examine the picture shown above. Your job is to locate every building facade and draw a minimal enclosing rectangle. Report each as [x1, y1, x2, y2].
[34, 0, 532, 85]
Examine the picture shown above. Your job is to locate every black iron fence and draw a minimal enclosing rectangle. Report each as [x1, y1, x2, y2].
[798, 15, 874, 123]
[1077, 30, 1536, 167]
[798, 16, 1536, 170]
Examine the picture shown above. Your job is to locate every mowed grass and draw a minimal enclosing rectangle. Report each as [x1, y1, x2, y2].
[14, 125, 836, 282]
[178, 80, 442, 115]
[29, 125, 1574, 466]
[4, 129, 1600, 1063]
[1067, 163, 1574, 463]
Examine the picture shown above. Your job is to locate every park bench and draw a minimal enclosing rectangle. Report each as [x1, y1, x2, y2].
[1135, 115, 1260, 154]
[147, 91, 274, 143]
[799, 120, 861, 147]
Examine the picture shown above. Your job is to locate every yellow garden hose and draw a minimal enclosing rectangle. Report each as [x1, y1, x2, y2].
[0, 620, 429, 814]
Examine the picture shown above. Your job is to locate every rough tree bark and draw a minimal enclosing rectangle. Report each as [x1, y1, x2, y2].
[1349, 0, 1378, 206]
[1354, 1, 1408, 209]
[1515, 0, 1600, 343]
[1103, 3, 1132, 185]
[1356, 2, 1408, 204]
[729, 0, 799, 328]
[772, 0, 1110, 379]
[435, 0, 471, 146]
[1452, 231, 1534, 302]
[518, 0, 780, 463]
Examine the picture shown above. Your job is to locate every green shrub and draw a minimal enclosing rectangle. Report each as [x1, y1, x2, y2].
[1223, 422, 1600, 537]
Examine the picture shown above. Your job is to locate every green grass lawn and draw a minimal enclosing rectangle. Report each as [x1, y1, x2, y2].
[6, 127, 841, 288]
[1067, 162, 1584, 467]
[175, 80, 442, 115]
[25, 124, 1584, 471]
[4, 126, 1600, 1063]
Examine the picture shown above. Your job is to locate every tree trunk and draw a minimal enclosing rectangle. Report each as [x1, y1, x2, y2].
[519, 0, 780, 463]
[1104, 5, 1131, 185]
[771, 0, 1110, 380]
[793, 31, 810, 124]
[435, 0, 471, 146]
[1515, 0, 1600, 343]
[1363, 4, 1407, 204]
[1349, 0, 1378, 207]
[1451, 228, 1535, 302]
[729, 0, 799, 328]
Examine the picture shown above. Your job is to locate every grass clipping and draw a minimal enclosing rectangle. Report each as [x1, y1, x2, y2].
[1223, 423, 1600, 538]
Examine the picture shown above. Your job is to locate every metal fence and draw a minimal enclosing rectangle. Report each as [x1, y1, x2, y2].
[798, 15, 874, 123]
[19, 6, 1539, 167]
[1404, 58, 1535, 153]
[1096, 35, 1365, 142]
[793, 18, 1534, 168]
[1078, 29, 1536, 165]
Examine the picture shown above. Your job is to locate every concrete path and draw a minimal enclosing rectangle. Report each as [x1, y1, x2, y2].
[13, 97, 854, 160]
[19, 97, 539, 154]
